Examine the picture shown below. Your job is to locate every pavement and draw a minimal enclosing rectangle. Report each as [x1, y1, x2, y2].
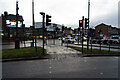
[45, 44, 81, 54]
[1, 40, 120, 62]
[2, 43, 82, 62]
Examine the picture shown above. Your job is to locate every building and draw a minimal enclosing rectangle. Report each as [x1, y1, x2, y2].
[25, 22, 74, 39]
[64, 27, 73, 36]
[95, 23, 119, 37]
[1, 11, 24, 40]
[35, 22, 62, 38]
[73, 28, 95, 38]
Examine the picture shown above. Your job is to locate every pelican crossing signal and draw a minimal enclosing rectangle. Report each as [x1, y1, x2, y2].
[46, 15, 51, 26]
[79, 20, 83, 27]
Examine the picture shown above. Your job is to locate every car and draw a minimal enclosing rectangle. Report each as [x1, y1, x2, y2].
[83, 37, 87, 41]
[63, 37, 75, 43]
[90, 39, 97, 44]
[96, 39, 102, 44]
[107, 36, 120, 44]
[101, 37, 110, 44]
[58, 37, 62, 40]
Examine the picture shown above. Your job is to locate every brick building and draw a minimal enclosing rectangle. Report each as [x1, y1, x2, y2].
[64, 27, 73, 36]
[95, 23, 119, 37]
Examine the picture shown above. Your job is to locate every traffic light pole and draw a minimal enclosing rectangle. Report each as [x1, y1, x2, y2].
[54, 29, 56, 45]
[15, 1, 20, 49]
[78, 28, 80, 44]
[87, 0, 90, 50]
[61, 25, 64, 46]
[61, 32, 63, 46]
[40, 12, 45, 55]
[53, 24, 56, 45]
[82, 16, 84, 54]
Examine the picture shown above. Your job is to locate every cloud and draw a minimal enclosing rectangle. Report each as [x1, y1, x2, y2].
[90, 0, 118, 28]
[0, 0, 119, 28]
[0, 0, 16, 14]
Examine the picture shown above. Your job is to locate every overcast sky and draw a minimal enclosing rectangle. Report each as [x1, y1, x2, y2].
[0, 0, 119, 28]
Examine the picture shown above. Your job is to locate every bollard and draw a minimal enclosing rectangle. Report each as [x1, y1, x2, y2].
[15, 38, 20, 49]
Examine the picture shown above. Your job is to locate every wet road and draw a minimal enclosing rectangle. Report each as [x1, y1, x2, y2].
[2, 54, 119, 78]
[1, 39, 120, 79]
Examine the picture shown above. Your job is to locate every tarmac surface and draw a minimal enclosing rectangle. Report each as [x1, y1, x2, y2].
[2, 44, 120, 79]
[1, 40, 120, 79]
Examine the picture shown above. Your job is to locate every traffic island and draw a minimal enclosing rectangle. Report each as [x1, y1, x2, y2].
[68, 46, 120, 57]
[1, 47, 49, 62]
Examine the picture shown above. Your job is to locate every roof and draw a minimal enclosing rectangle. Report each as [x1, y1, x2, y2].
[95, 23, 110, 27]
[6, 14, 24, 21]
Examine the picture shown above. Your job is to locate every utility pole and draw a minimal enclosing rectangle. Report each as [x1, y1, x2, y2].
[87, 0, 90, 50]
[15, 0, 20, 49]
[32, 0, 34, 47]
[32, 0, 37, 52]
[22, 24, 26, 47]
[16, 1, 18, 39]
[33, 0, 37, 52]
[40, 12, 45, 55]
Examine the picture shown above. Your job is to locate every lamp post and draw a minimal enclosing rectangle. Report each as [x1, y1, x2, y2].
[87, 0, 90, 50]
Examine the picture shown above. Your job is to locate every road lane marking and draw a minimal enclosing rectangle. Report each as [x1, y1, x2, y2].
[49, 66, 52, 69]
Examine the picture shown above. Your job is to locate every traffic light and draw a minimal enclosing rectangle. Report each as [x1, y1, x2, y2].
[79, 20, 83, 27]
[85, 18, 89, 28]
[46, 15, 51, 26]
[62, 26, 64, 32]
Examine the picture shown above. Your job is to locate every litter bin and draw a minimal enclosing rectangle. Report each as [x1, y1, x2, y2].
[15, 38, 20, 49]
[31, 42, 34, 47]
[80, 40, 82, 43]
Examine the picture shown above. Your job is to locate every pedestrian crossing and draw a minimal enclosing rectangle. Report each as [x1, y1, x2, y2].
[45, 45, 81, 55]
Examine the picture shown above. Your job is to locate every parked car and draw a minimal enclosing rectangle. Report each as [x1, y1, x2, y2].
[96, 39, 102, 44]
[101, 37, 110, 44]
[91, 39, 97, 44]
[107, 35, 120, 44]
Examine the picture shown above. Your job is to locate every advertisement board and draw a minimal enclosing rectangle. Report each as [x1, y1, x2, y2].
[47, 26, 55, 31]
[6, 20, 22, 28]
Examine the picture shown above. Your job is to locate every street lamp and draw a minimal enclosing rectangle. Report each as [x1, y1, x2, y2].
[87, 0, 90, 50]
